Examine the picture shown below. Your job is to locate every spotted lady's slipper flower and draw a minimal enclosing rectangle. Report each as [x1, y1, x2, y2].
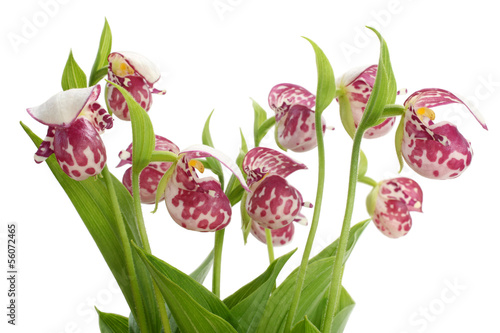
[118, 135, 180, 204]
[243, 147, 312, 231]
[165, 145, 249, 232]
[27, 85, 113, 181]
[367, 177, 423, 238]
[268, 83, 329, 152]
[106, 51, 166, 121]
[401, 88, 488, 179]
[249, 213, 308, 246]
[337, 65, 403, 138]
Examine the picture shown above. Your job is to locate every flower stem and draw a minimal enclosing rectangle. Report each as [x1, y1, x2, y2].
[132, 171, 172, 333]
[212, 229, 225, 297]
[265, 228, 275, 263]
[102, 165, 149, 333]
[321, 127, 364, 332]
[284, 107, 326, 333]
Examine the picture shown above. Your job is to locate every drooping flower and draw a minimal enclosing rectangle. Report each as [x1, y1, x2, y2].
[243, 147, 312, 232]
[165, 145, 249, 232]
[268, 83, 329, 152]
[401, 88, 488, 179]
[249, 212, 308, 246]
[27, 85, 113, 181]
[367, 177, 423, 238]
[105, 51, 166, 121]
[337, 65, 399, 138]
[117, 135, 180, 204]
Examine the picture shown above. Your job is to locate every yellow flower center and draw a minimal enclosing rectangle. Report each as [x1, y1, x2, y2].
[416, 107, 436, 121]
[189, 159, 205, 173]
[111, 59, 135, 77]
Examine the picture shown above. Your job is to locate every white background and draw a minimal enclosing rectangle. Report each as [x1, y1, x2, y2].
[2, 0, 499, 332]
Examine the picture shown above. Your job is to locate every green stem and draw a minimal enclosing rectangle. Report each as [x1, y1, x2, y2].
[284, 106, 327, 333]
[265, 228, 275, 264]
[132, 171, 172, 333]
[213, 229, 225, 297]
[321, 127, 364, 332]
[102, 166, 149, 333]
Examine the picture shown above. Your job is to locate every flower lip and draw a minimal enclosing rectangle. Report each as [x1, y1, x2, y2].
[404, 88, 488, 130]
[108, 51, 162, 85]
[27, 85, 101, 128]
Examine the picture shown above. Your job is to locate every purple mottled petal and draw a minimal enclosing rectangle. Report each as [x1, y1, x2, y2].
[243, 147, 307, 186]
[363, 117, 396, 138]
[250, 221, 295, 247]
[122, 167, 165, 204]
[182, 144, 249, 192]
[268, 83, 316, 121]
[165, 155, 231, 232]
[276, 104, 327, 152]
[373, 198, 412, 238]
[34, 126, 56, 163]
[338, 64, 377, 88]
[106, 76, 153, 121]
[246, 175, 303, 230]
[404, 88, 487, 130]
[118, 135, 179, 172]
[402, 113, 473, 179]
[53, 117, 107, 181]
[27, 86, 100, 127]
[84, 102, 113, 134]
[379, 178, 423, 212]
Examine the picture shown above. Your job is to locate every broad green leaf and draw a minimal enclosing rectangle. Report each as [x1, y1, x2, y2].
[128, 314, 140, 333]
[291, 316, 321, 333]
[224, 250, 296, 332]
[89, 18, 112, 86]
[303, 37, 335, 115]
[328, 288, 355, 333]
[96, 309, 128, 333]
[256, 257, 352, 332]
[107, 81, 155, 173]
[358, 27, 397, 131]
[395, 115, 405, 172]
[61, 49, 87, 91]
[21, 122, 161, 332]
[202, 110, 225, 189]
[133, 244, 238, 332]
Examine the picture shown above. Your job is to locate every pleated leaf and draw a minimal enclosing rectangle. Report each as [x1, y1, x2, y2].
[97, 309, 128, 333]
[89, 18, 112, 86]
[61, 49, 87, 91]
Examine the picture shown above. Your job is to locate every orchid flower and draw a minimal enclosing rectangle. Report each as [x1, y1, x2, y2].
[105, 51, 166, 121]
[27, 85, 113, 181]
[367, 177, 423, 238]
[268, 83, 329, 152]
[242, 147, 312, 232]
[401, 88, 488, 179]
[337, 65, 403, 138]
[118, 135, 180, 204]
[165, 145, 250, 232]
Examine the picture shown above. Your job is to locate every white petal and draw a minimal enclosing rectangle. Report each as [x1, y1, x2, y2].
[119, 51, 161, 85]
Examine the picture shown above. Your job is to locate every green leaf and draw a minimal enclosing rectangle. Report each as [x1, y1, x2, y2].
[152, 160, 177, 213]
[96, 308, 128, 333]
[240, 191, 252, 243]
[291, 316, 321, 333]
[302, 37, 335, 115]
[328, 288, 356, 333]
[394, 115, 405, 172]
[202, 110, 225, 189]
[224, 250, 296, 332]
[225, 129, 248, 207]
[358, 150, 368, 179]
[132, 244, 238, 332]
[128, 314, 140, 333]
[21, 122, 161, 332]
[107, 81, 155, 173]
[252, 98, 274, 147]
[189, 249, 215, 284]
[61, 49, 87, 91]
[358, 27, 397, 131]
[338, 93, 356, 139]
[89, 18, 112, 86]
[256, 257, 352, 332]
